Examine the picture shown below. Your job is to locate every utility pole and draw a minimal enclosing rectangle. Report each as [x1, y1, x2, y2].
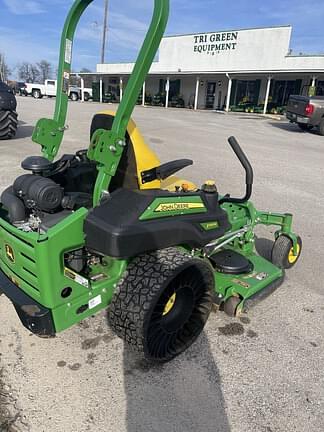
[101, 0, 109, 64]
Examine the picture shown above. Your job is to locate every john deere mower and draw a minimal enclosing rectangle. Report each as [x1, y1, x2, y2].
[0, 0, 302, 362]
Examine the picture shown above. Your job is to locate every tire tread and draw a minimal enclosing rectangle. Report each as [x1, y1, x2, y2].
[108, 248, 213, 359]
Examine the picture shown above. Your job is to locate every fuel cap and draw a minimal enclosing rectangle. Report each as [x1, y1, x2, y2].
[202, 180, 217, 193]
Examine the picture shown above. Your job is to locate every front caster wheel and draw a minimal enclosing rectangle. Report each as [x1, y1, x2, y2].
[271, 235, 302, 269]
[108, 248, 214, 363]
[223, 296, 241, 317]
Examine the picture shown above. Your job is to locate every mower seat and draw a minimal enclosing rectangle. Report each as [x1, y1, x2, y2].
[90, 112, 197, 193]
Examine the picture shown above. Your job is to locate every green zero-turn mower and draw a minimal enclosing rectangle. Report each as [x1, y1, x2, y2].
[0, 0, 302, 362]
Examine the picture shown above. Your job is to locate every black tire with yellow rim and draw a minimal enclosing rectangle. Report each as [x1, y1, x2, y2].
[271, 235, 302, 269]
[108, 247, 214, 362]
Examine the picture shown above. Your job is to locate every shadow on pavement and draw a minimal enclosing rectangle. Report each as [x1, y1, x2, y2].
[123, 332, 230, 432]
[269, 121, 319, 135]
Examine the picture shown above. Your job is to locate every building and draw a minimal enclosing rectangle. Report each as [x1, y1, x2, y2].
[79, 25, 324, 112]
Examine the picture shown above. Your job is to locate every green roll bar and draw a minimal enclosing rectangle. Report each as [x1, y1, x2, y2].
[32, 0, 169, 205]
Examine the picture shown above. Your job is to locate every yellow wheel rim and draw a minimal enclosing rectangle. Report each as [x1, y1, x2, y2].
[288, 244, 301, 264]
[163, 293, 176, 316]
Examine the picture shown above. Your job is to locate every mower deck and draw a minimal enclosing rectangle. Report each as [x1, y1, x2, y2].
[212, 249, 284, 312]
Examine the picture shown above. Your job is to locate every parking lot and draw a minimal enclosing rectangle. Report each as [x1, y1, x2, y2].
[0, 97, 323, 432]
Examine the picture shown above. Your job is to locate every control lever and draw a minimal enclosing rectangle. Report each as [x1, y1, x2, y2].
[219, 136, 254, 204]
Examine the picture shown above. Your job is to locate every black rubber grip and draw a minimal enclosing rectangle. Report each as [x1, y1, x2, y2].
[228, 136, 254, 185]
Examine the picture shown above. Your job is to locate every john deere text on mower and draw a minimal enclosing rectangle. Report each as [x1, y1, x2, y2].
[0, 0, 302, 362]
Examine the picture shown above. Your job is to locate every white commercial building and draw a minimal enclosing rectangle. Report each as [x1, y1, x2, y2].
[87, 25, 324, 112]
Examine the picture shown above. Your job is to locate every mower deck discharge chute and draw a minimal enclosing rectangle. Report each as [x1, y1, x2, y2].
[0, 0, 302, 362]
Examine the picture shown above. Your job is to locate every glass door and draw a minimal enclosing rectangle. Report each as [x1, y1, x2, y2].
[206, 82, 216, 109]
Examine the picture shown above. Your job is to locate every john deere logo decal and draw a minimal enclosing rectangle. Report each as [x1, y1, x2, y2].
[5, 244, 15, 263]
[155, 203, 205, 212]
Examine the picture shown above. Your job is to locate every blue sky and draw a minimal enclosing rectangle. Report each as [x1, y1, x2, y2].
[0, 0, 324, 77]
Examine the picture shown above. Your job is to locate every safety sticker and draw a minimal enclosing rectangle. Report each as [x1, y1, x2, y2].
[243, 271, 257, 279]
[64, 267, 89, 288]
[232, 278, 250, 289]
[63, 70, 70, 94]
[89, 295, 102, 310]
[65, 39, 73, 64]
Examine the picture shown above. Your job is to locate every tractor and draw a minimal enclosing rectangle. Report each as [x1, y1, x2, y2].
[0, 80, 18, 140]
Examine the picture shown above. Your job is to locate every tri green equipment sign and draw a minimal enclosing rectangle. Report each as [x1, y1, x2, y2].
[193, 32, 239, 55]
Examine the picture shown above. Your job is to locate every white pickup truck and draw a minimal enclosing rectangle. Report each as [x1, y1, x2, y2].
[23, 80, 92, 101]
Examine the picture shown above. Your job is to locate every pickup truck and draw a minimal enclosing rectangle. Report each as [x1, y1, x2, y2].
[23, 80, 92, 101]
[286, 95, 324, 135]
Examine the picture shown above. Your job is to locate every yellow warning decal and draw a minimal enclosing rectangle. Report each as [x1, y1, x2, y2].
[154, 203, 205, 212]
[64, 267, 89, 288]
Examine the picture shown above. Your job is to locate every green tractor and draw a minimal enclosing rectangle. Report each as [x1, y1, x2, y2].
[0, 0, 302, 363]
[170, 95, 185, 108]
[152, 92, 166, 107]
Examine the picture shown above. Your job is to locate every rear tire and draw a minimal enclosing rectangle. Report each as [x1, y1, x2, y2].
[70, 92, 79, 102]
[32, 89, 42, 99]
[0, 110, 18, 140]
[298, 123, 310, 131]
[319, 118, 324, 136]
[108, 247, 214, 362]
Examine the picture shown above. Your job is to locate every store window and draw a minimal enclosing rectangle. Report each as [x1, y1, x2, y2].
[230, 80, 261, 106]
[316, 81, 324, 96]
[270, 80, 302, 106]
[159, 79, 181, 98]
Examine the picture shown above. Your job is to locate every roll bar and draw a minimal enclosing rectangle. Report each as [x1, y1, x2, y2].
[32, 0, 169, 204]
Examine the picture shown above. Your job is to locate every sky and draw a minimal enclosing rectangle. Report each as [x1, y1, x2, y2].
[0, 0, 324, 78]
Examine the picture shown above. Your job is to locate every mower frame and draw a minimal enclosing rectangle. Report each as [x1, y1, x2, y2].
[0, 0, 300, 348]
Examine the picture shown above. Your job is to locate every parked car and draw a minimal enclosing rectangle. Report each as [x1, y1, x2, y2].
[24, 80, 92, 101]
[286, 95, 324, 135]
[24, 80, 56, 98]
[8, 81, 26, 96]
[69, 86, 93, 102]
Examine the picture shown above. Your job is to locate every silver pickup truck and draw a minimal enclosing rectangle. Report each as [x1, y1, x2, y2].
[286, 95, 324, 135]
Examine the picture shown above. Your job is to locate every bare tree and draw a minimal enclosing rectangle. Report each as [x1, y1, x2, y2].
[0, 53, 11, 81]
[37, 60, 52, 82]
[30, 64, 40, 83]
[18, 62, 40, 83]
[18, 63, 32, 83]
[80, 67, 92, 73]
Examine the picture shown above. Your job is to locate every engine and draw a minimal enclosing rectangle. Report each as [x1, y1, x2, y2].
[13, 174, 64, 213]
[1, 151, 97, 233]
